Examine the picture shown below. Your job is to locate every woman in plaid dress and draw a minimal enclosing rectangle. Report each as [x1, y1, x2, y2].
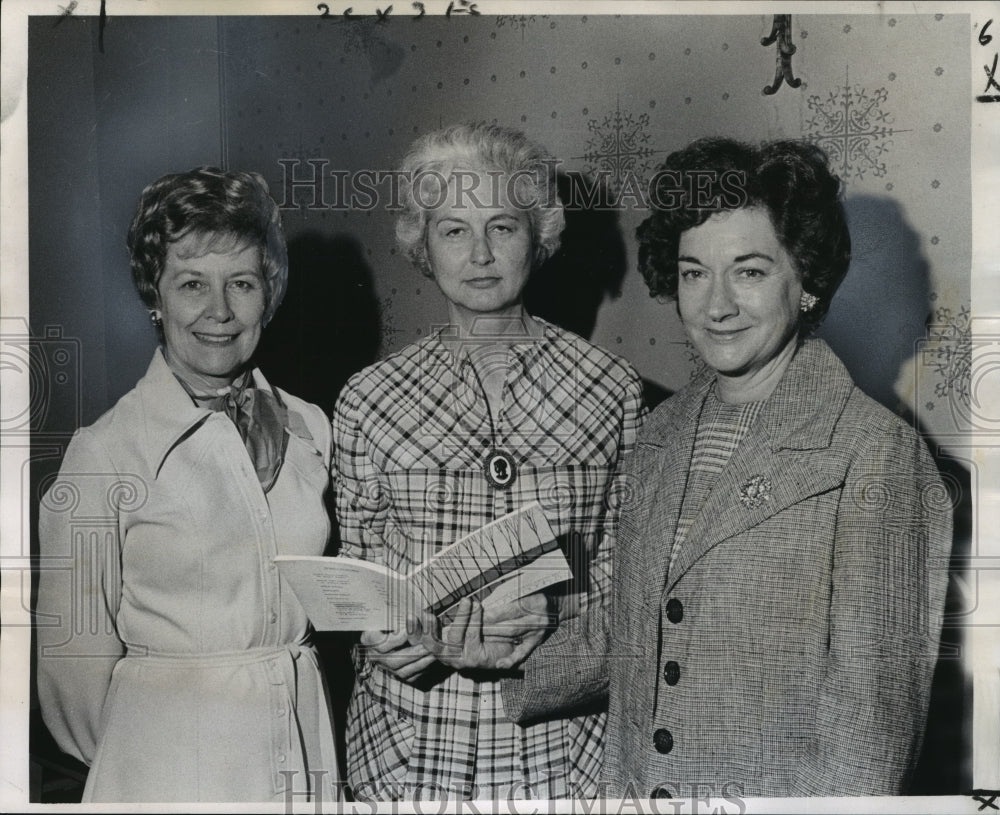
[332, 122, 645, 801]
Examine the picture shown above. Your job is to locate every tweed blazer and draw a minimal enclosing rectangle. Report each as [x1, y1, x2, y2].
[602, 338, 952, 798]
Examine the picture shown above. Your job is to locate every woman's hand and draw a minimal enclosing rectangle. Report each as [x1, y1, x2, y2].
[409, 591, 556, 672]
[359, 628, 438, 684]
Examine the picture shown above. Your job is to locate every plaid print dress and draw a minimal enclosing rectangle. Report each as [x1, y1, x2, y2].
[333, 318, 645, 801]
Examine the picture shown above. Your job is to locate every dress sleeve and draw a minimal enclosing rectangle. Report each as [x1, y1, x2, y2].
[502, 365, 647, 722]
[789, 422, 953, 795]
[331, 377, 389, 562]
[36, 428, 126, 766]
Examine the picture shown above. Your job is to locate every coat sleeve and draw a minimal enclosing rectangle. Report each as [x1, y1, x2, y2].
[331, 378, 389, 562]
[36, 428, 126, 766]
[501, 367, 647, 723]
[789, 421, 953, 795]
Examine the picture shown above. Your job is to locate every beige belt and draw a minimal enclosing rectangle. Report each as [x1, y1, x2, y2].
[124, 641, 341, 800]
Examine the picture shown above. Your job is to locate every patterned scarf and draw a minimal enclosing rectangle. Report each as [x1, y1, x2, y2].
[175, 371, 290, 493]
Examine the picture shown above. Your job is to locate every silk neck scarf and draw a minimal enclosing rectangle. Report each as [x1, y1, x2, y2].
[174, 370, 290, 493]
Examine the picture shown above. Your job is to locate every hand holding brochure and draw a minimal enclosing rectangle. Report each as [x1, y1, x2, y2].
[274, 502, 570, 631]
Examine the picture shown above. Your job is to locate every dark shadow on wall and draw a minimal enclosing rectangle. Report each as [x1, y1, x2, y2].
[909, 452, 973, 795]
[641, 375, 674, 411]
[524, 171, 628, 342]
[819, 195, 971, 793]
[254, 231, 381, 788]
[523, 171, 671, 408]
[818, 195, 932, 415]
[255, 231, 381, 419]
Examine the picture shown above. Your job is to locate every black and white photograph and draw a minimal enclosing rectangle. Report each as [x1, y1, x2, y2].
[1, 0, 998, 811]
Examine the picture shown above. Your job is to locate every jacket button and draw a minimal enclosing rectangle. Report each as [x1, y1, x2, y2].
[663, 660, 680, 686]
[653, 728, 674, 754]
[665, 598, 683, 624]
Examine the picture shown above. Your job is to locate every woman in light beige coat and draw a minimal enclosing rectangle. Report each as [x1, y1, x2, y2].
[36, 167, 339, 803]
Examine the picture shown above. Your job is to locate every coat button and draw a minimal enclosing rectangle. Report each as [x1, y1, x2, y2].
[663, 660, 680, 686]
[665, 598, 683, 624]
[653, 728, 674, 754]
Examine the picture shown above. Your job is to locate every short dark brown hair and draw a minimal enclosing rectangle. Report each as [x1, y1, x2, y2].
[636, 137, 851, 331]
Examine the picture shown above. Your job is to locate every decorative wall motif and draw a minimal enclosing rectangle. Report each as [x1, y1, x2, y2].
[683, 340, 706, 382]
[215, 13, 970, 431]
[340, 17, 405, 81]
[805, 71, 899, 181]
[377, 290, 404, 357]
[495, 15, 549, 40]
[580, 98, 656, 192]
[342, 17, 382, 54]
[760, 14, 802, 95]
[925, 303, 972, 412]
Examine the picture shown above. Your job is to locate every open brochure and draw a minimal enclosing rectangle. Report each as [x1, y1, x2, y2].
[274, 502, 571, 631]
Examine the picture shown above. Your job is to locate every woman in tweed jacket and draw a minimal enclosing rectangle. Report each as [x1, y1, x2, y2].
[610, 137, 953, 797]
[506, 137, 952, 797]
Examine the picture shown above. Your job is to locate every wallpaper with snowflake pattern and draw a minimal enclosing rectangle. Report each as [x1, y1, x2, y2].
[217, 13, 970, 442]
[18, 16, 976, 798]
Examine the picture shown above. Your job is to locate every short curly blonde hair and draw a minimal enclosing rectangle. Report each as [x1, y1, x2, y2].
[127, 167, 288, 326]
[395, 122, 565, 277]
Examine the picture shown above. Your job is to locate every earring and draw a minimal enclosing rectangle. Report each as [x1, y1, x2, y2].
[800, 292, 819, 313]
[149, 310, 162, 327]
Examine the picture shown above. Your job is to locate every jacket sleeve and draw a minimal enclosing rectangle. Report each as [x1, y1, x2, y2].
[501, 367, 647, 723]
[36, 428, 126, 766]
[331, 378, 389, 562]
[789, 421, 953, 795]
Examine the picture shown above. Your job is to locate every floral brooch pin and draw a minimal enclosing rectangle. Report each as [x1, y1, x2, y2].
[738, 475, 772, 509]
